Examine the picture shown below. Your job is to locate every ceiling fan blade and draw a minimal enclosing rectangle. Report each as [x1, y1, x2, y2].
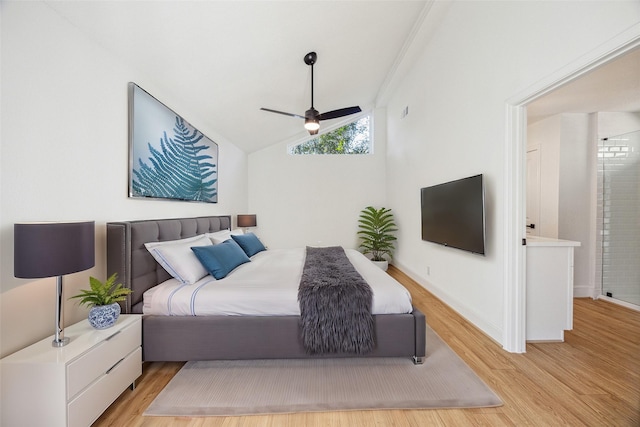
[318, 106, 362, 121]
[260, 108, 305, 120]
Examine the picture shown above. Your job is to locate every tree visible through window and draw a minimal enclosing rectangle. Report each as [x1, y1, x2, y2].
[289, 115, 371, 154]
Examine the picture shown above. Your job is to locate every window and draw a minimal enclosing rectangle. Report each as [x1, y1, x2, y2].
[289, 115, 371, 155]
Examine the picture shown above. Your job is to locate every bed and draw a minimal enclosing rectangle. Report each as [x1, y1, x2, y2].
[106, 216, 426, 363]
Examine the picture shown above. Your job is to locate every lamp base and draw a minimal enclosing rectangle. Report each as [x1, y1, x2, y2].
[52, 337, 70, 347]
[53, 275, 69, 347]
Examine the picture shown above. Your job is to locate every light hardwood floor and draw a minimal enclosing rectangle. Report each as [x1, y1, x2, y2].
[95, 265, 640, 426]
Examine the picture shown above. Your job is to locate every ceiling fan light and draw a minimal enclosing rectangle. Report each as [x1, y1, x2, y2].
[304, 118, 320, 131]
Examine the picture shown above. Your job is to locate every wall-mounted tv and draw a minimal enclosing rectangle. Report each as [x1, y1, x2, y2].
[420, 174, 486, 255]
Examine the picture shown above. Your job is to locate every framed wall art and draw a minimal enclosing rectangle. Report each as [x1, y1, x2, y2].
[128, 82, 218, 203]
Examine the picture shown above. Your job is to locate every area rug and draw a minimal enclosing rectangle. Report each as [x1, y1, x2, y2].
[144, 325, 502, 416]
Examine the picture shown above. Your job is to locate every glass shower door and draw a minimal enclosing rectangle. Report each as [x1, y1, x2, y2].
[598, 130, 640, 307]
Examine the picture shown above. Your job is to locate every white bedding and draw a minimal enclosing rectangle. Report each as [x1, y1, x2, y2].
[143, 248, 413, 316]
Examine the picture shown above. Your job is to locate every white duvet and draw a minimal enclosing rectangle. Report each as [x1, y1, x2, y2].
[143, 248, 413, 316]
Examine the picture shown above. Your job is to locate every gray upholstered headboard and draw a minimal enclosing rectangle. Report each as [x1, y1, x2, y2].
[107, 216, 232, 314]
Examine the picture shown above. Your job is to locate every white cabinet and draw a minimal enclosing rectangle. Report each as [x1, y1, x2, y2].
[1, 315, 141, 427]
[526, 236, 580, 341]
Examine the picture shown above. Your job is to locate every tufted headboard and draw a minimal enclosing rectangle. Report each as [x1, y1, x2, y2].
[106, 216, 232, 314]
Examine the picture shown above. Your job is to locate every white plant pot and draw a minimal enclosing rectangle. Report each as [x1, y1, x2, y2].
[372, 260, 389, 271]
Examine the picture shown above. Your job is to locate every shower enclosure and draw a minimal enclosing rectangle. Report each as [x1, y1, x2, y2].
[597, 130, 640, 308]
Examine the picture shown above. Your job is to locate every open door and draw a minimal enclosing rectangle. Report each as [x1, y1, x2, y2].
[526, 147, 541, 236]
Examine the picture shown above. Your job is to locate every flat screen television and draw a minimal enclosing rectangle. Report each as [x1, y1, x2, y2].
[420, 174, 486, 255]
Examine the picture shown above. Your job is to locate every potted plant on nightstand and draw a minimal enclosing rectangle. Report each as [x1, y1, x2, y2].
[70, 273, 132, 329]
[357, 206, 398, 271]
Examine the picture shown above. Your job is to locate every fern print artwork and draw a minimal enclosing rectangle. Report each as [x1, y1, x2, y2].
[129, 83, 218, 203]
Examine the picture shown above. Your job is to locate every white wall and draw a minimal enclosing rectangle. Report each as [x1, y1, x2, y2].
[0, 2, 248, 357]
[558, 114, 593, 297]
[385, 1, 640, 345]
[248, 109, 387, 250]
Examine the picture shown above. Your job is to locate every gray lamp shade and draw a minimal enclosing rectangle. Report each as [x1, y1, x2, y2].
[14, 221, 95, 278]
[237, 214, 257, 228]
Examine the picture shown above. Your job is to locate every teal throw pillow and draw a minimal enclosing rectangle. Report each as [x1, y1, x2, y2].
[191, 239, 251, 279]
[231, 233, 266, 257]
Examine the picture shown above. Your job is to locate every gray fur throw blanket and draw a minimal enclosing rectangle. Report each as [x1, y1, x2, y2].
[298, 246, 375, 354]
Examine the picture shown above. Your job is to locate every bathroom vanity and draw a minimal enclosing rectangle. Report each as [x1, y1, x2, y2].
[526, 236, 581, 341]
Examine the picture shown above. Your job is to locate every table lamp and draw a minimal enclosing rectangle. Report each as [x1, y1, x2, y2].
[237, 214, 257, 233]
[14, 221, 95, 347]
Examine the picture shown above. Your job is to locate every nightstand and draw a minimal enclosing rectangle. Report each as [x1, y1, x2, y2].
[1, 314, 142, 427]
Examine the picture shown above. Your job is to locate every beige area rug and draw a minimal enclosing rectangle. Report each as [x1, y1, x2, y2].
[144, 325, 502, 417]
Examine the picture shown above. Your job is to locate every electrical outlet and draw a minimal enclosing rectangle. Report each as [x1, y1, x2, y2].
[427, 266, 431, 275]
[606, 292, 613, 297]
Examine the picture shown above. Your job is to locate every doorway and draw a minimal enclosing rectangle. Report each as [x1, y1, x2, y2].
[526, 147, 541, 236]
[503, 26, 640, 353]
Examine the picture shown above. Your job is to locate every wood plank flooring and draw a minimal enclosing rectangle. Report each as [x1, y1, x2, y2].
[94, 265, 640, 426]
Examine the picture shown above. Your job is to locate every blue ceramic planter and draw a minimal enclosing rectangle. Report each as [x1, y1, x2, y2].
[88, 303, 121, 329]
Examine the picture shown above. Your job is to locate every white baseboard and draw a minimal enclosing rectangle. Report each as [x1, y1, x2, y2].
[393, 261, 504, 346]
[574, 286, 596, 299]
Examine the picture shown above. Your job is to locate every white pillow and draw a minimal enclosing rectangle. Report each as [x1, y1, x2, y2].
[206, 228, 244, 244]
[144, 234, 212, 284]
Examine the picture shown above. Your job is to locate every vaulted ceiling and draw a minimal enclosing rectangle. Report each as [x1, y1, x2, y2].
[44, 1, 640, 152]
[46, 1, 431, 153]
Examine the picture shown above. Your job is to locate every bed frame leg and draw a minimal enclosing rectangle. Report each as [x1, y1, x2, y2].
[413, 355, 425, 365]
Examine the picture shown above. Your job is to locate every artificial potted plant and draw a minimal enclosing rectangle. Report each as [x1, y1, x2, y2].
[70, 273, 132, 329]
[357, 206, 398, 271]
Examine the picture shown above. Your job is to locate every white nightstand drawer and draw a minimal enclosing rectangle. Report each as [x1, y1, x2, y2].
[67, 318, 141, 400]
[68, 346, 142, 427]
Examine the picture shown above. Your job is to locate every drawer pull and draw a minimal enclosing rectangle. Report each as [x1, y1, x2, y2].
[106, 357, 125, 374]
[105, 330, 121, 341]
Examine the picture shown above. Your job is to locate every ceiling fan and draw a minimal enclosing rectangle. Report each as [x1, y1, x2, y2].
[261, 51, 362, 135]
